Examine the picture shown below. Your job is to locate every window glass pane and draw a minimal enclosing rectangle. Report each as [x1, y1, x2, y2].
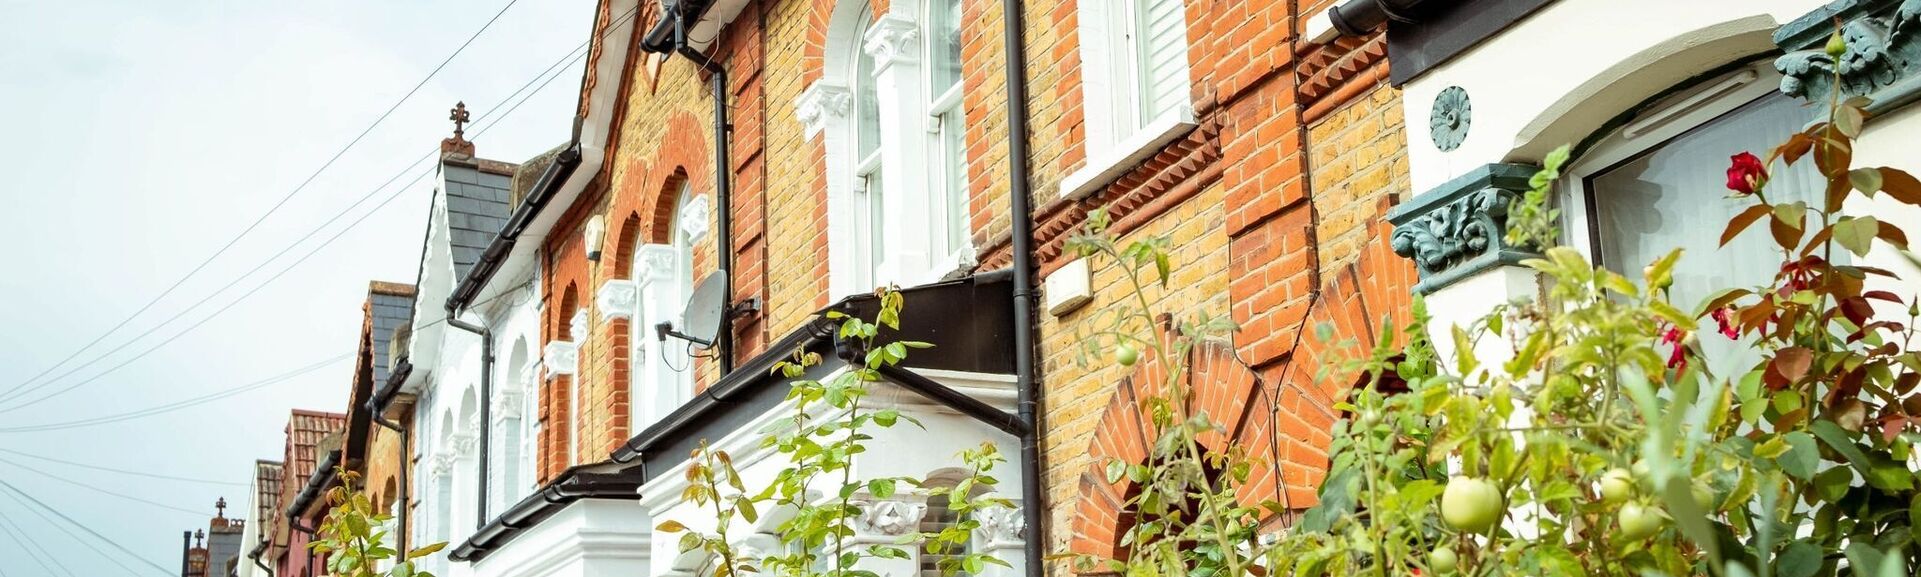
[928, 0, 961, 97]
[1589, 92, 1820, 369]
[868, 168, 887, 283]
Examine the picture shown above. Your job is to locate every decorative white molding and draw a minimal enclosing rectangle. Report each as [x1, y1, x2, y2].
[635, 244, 678, 282]
[454, 430, 479, 455]
[795, 81, 851, 140]
[492, 390, 525, 419]
[974, 505, 1026, 549]
[849, 498, 927, 537]
[862, 13, 920, 69]
[569, 310, 589, 344]
[543, 341, 578, 377]
[429, 453, 455, 477]
[679, 195, 712, 242]
[597, 279, 638, 322]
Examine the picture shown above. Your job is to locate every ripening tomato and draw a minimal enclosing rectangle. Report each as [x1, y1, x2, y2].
[1441, 476, 1503, 533]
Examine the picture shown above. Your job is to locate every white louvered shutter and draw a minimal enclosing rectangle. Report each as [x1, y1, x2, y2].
[1136, 0, 1190, 125]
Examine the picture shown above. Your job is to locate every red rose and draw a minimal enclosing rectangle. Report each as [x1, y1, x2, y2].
[1727, 152, 1767, 195]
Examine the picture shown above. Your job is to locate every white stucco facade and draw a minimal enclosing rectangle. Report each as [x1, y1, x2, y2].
[1386, 0, 1921, 333]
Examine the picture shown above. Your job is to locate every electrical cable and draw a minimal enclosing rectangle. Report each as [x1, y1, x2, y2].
[0, 455, 209, 517]
[0, 0, 527, 404]
[0, 510, 74, 577]
[0, 478, 176, 576]
[0, 354, 351, 433]
[0, 7, 631, 413]
[0, 489, 144, 577]
[0, 448, 247, 488]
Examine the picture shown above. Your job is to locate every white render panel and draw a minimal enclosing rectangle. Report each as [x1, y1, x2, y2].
[1398, 0, 1827, 193]
[469, 499, 654, 577]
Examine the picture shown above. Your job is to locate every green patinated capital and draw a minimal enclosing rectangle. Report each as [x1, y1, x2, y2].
[1776, 0, 1921, 112]
[1386, 164, 1541, 295]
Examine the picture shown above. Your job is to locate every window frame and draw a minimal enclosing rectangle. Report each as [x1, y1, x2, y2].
[627, 185, 702, 433]
[1060, 0, 1196, 200]
[1559, 62, 1790, 266]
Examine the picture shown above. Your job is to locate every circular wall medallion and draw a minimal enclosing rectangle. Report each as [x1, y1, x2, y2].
[1430, 86, 1471, 152]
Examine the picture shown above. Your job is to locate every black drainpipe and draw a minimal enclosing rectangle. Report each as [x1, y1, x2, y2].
[180, 530, 190, 577]
[647, 0, 735, 374]
[368, 361, 414, 556]
[247, 540, 274, 577]
[999, 0, 1043, 575]
[443, 311, 493, 529]
[1323, 0, 1434, 36]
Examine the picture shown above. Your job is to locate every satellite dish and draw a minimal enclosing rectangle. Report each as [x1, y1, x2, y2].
[657, 272, 726, 349]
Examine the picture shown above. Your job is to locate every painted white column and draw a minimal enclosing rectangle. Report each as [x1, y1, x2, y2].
[489, 389, 524, 515]
[972, 502, 1027, 577]
[635, 243, 686, 428]
[864, 12, 934, 286]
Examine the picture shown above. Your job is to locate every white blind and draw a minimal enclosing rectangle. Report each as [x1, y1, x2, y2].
[1137, 0, 1189, 124]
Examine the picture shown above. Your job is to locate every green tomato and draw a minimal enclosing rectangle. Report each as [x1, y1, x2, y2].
[1113, 343, 1140, 366]
[1599, 468, 1633, 506]
[1691, 481, 1717, 511]
[1428, 546, 1459, 574]
[1441, 476, 1504, 533]
[1616, 502, 1666, 542]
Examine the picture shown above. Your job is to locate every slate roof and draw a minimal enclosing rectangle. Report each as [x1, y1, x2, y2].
[443, 161, 515, 282]
[252, 460, 283, 547]
[367, 283, 417, 384]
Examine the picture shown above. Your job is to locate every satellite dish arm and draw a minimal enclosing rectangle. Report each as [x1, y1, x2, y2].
[656, 321, 714, 348]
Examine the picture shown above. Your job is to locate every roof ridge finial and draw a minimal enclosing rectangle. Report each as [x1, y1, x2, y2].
[442, 101, 476, 157]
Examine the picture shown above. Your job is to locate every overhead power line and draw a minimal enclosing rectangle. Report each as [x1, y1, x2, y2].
[0, 488, 150, 576]
[0, 0, 527, 405]
[0, 8, 627, 414]
[0, 448, 247, 488]
[0, 354, 351, 433]
[0, 478, 175, 576]
[0, 455, 210, 517]
[0, 511, 74, 577]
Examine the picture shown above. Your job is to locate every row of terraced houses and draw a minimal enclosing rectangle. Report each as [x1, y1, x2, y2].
[226, 0, 1921, 576]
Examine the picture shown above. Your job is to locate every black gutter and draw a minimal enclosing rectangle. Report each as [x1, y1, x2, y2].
[448, 464, 646, 562]
[367, 361, 414, 556]
[283, 451, 341, 523]
[1324, 0, 1433, 36]
[999, 0, 1045, 575]
[646, 0, 736, 374]
[874, 364, 1030, 438]
[246, 539, 273, 577]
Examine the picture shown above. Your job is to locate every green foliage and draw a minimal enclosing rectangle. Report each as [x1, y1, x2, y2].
[667, 288, 1013, 577]
[1063, 31, 1921, 577]
[308, 468, 445, 577]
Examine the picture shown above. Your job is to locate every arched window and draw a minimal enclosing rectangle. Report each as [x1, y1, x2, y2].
[801, 0, 976, 297]
[629, 183, 702, 432]
[492, 337, 531, 512]
[1561, 61, 1818, 372]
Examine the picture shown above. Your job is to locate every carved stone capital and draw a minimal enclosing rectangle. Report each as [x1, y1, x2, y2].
[849, 497, 927, 538]
[492, 389, 524, 419]
[543, 341, 578, 377]
[597, 279, 638, 322]
[1385, 163, 1541, 294]
[795, 81, 851, 140]
[428, 453, 455, 477]
[453, 430, 478, 455]
[635, 243, 678, 283]
[862, 13, 920, 69]
[973, 505, 1026, 548]
[1775, 0, 1921, 111]
[679, 195, 712, 242]
[569, 310, 589, 344]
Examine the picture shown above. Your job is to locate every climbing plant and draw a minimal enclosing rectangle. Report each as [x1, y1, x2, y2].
[1066, 28, 1921, 577]
[662, 288, 1014, 577]
[309, 467, 446, 577]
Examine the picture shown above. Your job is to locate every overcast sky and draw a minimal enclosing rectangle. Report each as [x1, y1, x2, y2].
[0, 0, 591, 573]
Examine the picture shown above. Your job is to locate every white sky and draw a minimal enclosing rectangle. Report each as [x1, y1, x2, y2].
[0, 0, 593, 573]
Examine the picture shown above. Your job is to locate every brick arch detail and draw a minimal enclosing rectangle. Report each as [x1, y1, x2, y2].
[801, 0, 893, 85]
[1066, 220, 1416, 565]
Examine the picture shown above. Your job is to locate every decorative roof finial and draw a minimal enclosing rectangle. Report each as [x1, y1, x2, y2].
[442, 101, 476, 156]
[215, 497, 227, 519]
[194, 529, 205, 547]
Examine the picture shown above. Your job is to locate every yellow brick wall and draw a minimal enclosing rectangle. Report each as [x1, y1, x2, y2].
[1308, 85, 1409, 270]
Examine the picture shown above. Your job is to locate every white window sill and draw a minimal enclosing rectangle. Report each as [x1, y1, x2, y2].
[1058, 106, 1199, 200]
